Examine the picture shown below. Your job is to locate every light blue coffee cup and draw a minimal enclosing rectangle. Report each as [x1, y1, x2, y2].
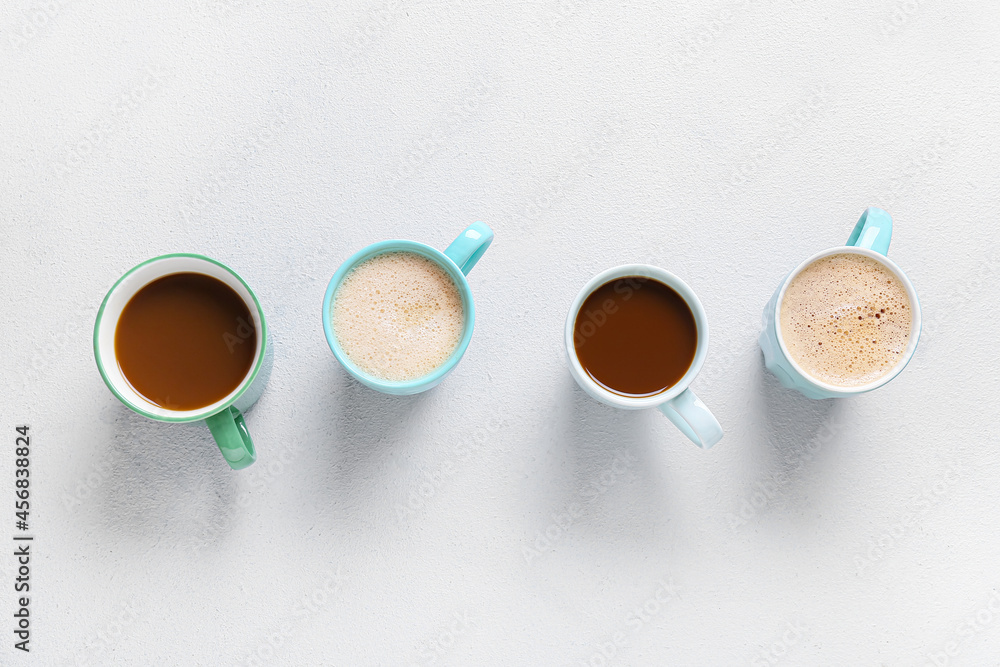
[759, 207, 922, 399]
[322, 222, 494, 395]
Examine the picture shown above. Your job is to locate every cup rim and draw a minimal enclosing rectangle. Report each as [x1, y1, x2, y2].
[564, 264, 709, 409]
[773, 245, 922, 395]
[322, 240, 476, 392]
[93, 253, 268, 423]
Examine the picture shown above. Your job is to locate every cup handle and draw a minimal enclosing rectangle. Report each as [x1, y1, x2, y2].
[846, 207, 892, 256]
[444, 221, 494, 275]
[206, 406, 257, 470]
[658, 388, 723, 449]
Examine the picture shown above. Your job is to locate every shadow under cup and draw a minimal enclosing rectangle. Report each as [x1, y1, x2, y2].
[322, 241, 476, 396]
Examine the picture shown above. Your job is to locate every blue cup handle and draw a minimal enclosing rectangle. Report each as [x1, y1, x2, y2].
[444, 222, 494, 275]
[846, 207, 893, 256]
[658, 388, 723, 449]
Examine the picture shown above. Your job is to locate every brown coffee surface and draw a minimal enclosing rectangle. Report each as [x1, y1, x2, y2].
[574, 277, 697, 397]
[780, 253, 912, 387]
[115, 272, 256, 410]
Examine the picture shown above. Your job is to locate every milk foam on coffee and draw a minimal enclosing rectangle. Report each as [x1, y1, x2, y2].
[779, 252, 912, 387]
[333, 251, 464, 381]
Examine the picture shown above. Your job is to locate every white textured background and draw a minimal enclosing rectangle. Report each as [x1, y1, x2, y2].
[2, 0, 1000, 665]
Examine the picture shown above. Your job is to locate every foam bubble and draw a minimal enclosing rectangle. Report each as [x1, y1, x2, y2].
[779, 253, 912, 387]
[332, 251, 464, 382]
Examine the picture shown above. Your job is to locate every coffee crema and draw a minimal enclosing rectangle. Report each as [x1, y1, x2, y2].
[779, 252, 912, 387]
[115, 272, 257, 411]
[574, 277, 697, 397]
[332, 251, 464, 382]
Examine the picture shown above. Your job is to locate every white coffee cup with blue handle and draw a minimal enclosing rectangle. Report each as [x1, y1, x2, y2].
[564, 265, 724, 449]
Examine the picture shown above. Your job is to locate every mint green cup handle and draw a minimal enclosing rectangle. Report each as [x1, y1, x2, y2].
[658, 388, 724, 449]
[847, 207, 892, 255]
[205, 407, 257, 470]
[444, 221, 494, 275]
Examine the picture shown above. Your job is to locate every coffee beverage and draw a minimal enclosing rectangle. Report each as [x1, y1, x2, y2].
[115, 272, 257, 410]
[573, 277, 697, 397]
[779, 252, 912, 387]
[332, 251, 464, 382]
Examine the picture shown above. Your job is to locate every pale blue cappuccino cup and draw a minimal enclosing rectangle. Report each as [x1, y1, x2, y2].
[323, 222, 493, 395]
[759, 207, 921, 399]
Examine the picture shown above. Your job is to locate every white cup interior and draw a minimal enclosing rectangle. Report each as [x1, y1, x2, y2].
[95, 255, 264, 421]
[774, 246, 922, 395]
[565, 264, 709, 409]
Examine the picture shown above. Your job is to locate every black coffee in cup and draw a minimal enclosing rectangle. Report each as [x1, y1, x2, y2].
[573, 277, 697, 397]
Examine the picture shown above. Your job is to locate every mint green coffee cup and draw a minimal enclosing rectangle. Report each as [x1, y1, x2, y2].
[94, 253, 272, 470]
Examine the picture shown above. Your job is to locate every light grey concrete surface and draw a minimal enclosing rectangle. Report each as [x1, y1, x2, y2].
[2, 0, 999, 664]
